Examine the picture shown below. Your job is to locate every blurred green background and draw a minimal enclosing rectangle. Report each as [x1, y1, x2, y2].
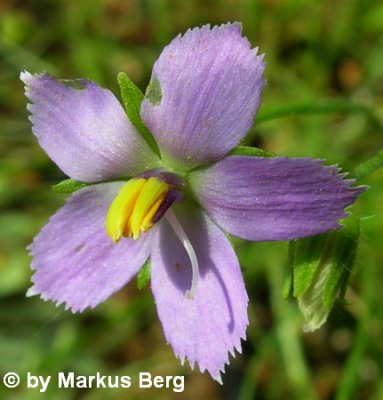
[0, 0, 382, 399]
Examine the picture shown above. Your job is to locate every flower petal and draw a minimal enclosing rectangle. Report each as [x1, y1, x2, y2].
[28, 183, 153, 312]
[140, 23, 265, 169]
[189, 156, 365, 241]
[21, 71, 160, 183]
[151, 206, 248, 380]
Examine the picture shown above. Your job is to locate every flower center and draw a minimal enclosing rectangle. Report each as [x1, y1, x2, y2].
[106, 176, 177, 242]
[105, 174, 199, 300]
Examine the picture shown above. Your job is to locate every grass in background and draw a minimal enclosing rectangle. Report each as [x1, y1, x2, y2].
[0, 0, 382, 398]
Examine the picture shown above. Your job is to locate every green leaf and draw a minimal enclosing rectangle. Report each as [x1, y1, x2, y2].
[117, 72, 160, 156]
[137, 260, 151, 290]
[52, 179, 89, 194]
[229, 145, 276, 158]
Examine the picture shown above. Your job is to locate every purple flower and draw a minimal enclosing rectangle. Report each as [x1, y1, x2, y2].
[21, 23, 363, 381]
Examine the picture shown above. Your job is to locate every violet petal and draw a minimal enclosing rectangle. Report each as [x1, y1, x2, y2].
[189, 156, 365, 241]
[21, 72, 160, 183]
[151, 206, 248, 380]
[140, 23, 265, 169]
[28, 183, 154, 312]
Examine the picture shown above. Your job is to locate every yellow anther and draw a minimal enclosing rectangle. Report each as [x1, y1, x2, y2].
[106, 177, 171, 242]
[140, 193, 166, 233]
[105, 178, 146, 242]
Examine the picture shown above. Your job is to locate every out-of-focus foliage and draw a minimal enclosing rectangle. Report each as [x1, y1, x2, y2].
[0, 0, 382, 399]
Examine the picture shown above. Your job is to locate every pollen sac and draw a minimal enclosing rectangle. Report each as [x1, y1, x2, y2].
[106, 175, 182, 242]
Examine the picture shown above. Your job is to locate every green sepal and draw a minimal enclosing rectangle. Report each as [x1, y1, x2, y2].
[292, 234, 330, 297]
[137, 260, 151, 290]
[322, 214, 360, 310]
[297, 261, 333, 332]
[52, 179, 89, 194]
[117, 72, 160, 156]
[291, 213, 360, 331]
[229, 145, 276, 158]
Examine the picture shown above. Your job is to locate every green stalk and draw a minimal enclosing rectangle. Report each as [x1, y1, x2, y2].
[335, 253, 374, 400]
[254, 99, 383, 131]
[238, 334, 273, 400]
[267, 255, 320, 400]
[352, 149, 383, 180]
[0, 38, 57, 73]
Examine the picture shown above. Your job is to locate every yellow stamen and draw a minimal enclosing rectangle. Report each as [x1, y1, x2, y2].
[105, 178, 146, 242]
[129, 177, 170, 239]
[106, 177, 171, 242]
